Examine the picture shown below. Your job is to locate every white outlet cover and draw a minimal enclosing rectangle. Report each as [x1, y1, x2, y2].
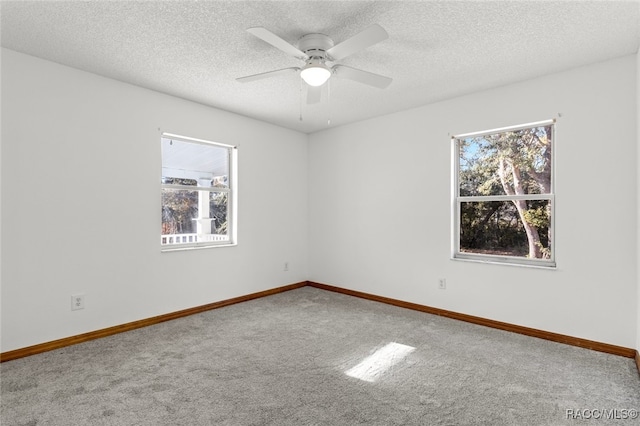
[71, 294, 85, 310]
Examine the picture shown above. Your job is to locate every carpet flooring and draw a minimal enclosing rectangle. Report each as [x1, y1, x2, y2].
[1, 286, 639, 425]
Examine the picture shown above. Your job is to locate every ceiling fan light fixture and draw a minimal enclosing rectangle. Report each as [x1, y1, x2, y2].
[300, 61, 331, 87]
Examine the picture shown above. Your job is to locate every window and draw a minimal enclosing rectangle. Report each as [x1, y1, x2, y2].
[161, 133, 237, 250]
[452, 120, 555, 267]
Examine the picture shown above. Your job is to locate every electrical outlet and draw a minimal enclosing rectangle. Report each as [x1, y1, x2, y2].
[71, 294, 85, 311]
[284, 261, 289, 272]
[438, 278, 447, 290]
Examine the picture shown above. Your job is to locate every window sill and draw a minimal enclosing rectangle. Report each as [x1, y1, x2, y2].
[451, 255, 557, 270]
[161, 242, 237, 252]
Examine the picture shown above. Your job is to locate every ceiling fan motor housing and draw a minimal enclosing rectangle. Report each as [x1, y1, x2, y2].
[298, 33, 334, 59]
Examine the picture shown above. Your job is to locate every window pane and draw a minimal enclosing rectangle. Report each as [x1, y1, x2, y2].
[161, 188, 229, 245]
[161, 137, 229, 186]
[209, 191, 228, 235]
[459, 125, 552, 197]
[460, 200, 552, 259]
[161, 188, 198, 236]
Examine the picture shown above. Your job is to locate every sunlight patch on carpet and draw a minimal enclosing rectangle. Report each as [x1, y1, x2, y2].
[345, 342, 415, 382]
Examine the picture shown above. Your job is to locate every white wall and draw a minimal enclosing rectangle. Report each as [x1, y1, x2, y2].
[0, 49, 309, 352]
[309, 55, 638, 348]
[2, 48, 638, 354]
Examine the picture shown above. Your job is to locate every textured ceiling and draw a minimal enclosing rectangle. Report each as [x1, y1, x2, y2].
[2, 1, 639, 134]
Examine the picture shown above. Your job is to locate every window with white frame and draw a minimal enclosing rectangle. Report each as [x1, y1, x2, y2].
[161, 134, 236, 249]
[452, 120, 555, 267]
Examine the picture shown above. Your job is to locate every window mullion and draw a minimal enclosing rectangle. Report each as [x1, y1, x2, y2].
[162, 184, 230, 193]
[458, 194, 553, 202]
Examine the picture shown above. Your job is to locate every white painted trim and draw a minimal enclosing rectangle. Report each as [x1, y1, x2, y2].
[453, 253, 556, 269]
[453, 118, 556, 140]
[161, 132, 236, 149]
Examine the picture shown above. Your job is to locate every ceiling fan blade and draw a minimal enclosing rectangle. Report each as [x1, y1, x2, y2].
[236, 67, 300, 83]
[333, 65, 392, 89]
[247, 27, 308, 59]
[307, 85, 321, 104]
[326, 24, 389, 60]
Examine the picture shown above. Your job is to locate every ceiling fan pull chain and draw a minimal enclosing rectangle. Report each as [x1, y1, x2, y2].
[299, 78, 304, 122]
[327, 79, 331, 126]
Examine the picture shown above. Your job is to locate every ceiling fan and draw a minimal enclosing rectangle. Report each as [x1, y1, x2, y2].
[237, 24, 392, 104]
